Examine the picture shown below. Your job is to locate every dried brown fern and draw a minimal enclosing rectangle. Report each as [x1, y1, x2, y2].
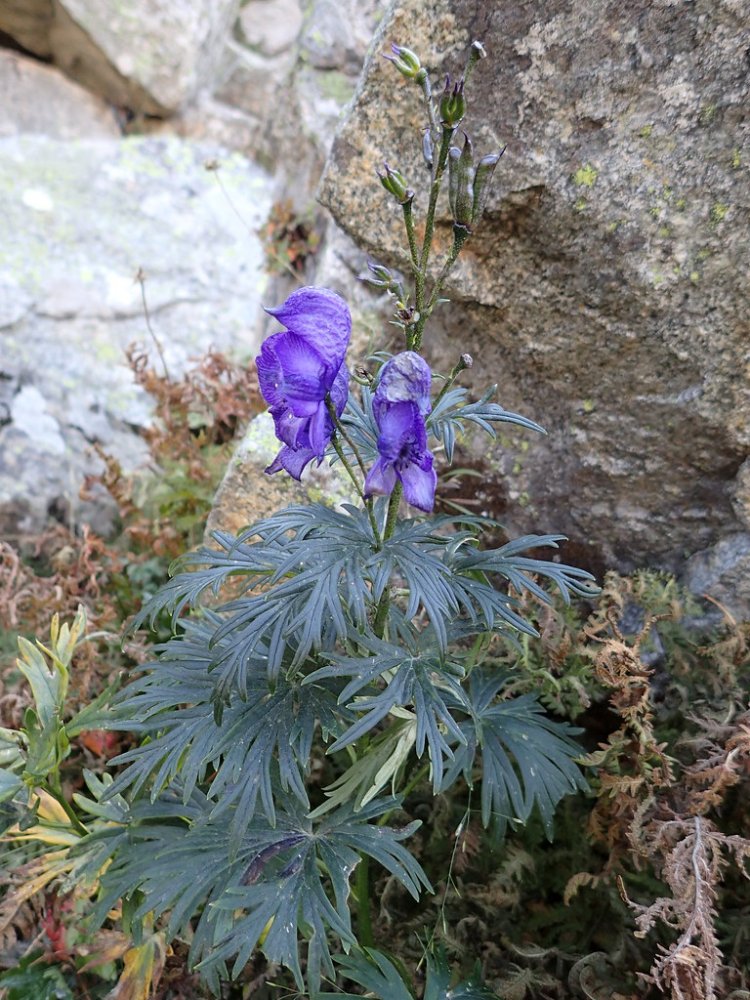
[623, 815, 750, 1000]
[577, 579, 675, 868]
[567, 574, 750, 999]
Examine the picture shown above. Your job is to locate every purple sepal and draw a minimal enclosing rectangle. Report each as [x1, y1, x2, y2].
[256, 287, 351, 479]
[374, 351, 432, 416]
[364, 355, 437, 513]
[263, 286, 351, 371]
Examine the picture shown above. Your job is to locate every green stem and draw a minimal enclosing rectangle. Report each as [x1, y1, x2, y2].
[326, 396, 380, 545]
[46, 777, 88, 837]
[418, 72, 438, 139]
[412, 128, 455, 351]
[328, 399, 368, 481]
[330, 434, 380, 542]
[355, 853, 374, 948]
[402, 200, 420, 276]
[402, 200, 421, 351]
[372, 483, 402, 637]
[425, 225, 470, 316]
[433, 350, 473, 409]
[377, 762, 431, 827]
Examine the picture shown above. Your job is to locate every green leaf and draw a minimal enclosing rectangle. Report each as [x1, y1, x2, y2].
[442, 671, 587, 838]
[317, 947, 500, 1000]
[323, 948, 413, 1000]
[427, 384, 545, 463]
[0, 768, 23, 803]
[15, 637, 63, 727]
[309, 714, 417, 817]
[309, 631, 467, 791]
[96, 794, 430, 995]
[0, 956, 74, 1000]
[107, 620, 349, 846]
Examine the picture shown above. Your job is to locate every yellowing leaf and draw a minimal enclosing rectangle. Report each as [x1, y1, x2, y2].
[35, 788, 73, 825]
[105, 933, 166, 1000]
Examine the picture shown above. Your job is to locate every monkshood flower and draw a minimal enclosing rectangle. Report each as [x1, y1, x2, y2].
[364, 351, 437, 512]
[255, 286, 351, 480]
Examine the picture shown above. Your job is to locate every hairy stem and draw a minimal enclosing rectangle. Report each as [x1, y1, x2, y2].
[418, 71, 438, 139]
[402, 200, 421, 276]
[412, 127, 455, 351]
[425, 225, 470, 315]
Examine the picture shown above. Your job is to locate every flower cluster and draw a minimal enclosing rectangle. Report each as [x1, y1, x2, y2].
[256, 289, 436, 511]
[255, 287, 350, 480]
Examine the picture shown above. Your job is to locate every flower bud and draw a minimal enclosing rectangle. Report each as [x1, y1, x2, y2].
[361, 260, 395, 289]
[447, 146, 461, 218]
[472, 148, 504, 221]
[378, 163, 413, 204]
[439, 76, 466, 128]
[422, 127, 434, 168]
[384, 43, 422, 80]
[453, 133, 475, 227]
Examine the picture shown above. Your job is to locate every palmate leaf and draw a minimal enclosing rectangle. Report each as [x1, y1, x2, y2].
[309, 712, 417, 817]
[427, 385, 546, 463]
[316, 947, 499, 1000]
[134, 503, 390, 687]
[96, 794, 429, 996]
[339, 384, 379, 464]
[308, 632, 467, 791]
[129, 537, 283, 632]
[442, 671, 587, 838]
[365, 517, 597, 649]
[105, 619, 346, 846]
[451, 534, 599, 604]
[131, 503, 379, 641]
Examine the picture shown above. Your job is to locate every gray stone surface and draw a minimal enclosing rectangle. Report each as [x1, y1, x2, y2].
[0, 0, 240, 114]
[0, 49, 119, 139]
[299, 0, 380, 72]
[685, 534, 750, 620]
[205, 412, 358, 539]
[318, 0, 750, 595]
[238, 0, 303, 58]
[0, 131, 272, 535]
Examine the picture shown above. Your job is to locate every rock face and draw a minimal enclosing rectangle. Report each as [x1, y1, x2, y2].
[0, 49, 119, 139]
[0, 62, 273, 534]
[319, 0, 750, 597]
[0, 0, 240, 114]
[0, 0, 387, 540]
[205, 413, 359, 540]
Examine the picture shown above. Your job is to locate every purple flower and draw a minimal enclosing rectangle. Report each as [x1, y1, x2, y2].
[364, 352, 437, 512]
[256, 287, 351, 479]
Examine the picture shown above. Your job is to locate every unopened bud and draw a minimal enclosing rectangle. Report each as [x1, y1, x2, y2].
[461, 353, 473, 368]
[361, 260, 395, 289]
[422, 127, 434, 168]
[470, 40, 486, 60]
[472, 149, 504, 221]
[439, 76, 466, 128]
[453, 133, 475, 226]
[384, 43, 422, 80]
[378, 162, 413, 204]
